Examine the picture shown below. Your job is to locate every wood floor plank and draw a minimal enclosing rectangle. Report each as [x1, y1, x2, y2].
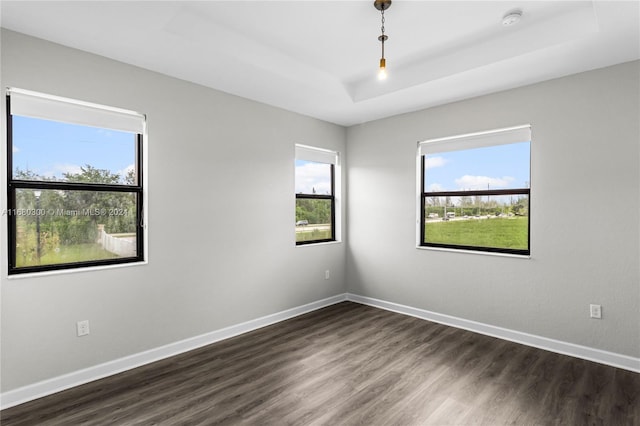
[2, 301, 638, 425]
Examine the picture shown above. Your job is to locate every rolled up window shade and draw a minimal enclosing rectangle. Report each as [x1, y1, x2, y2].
[8, 88, 145, 134]
[419, 125, 530, 156]
[295, 144, 338, 165]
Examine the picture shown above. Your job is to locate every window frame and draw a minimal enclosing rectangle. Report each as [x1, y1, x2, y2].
[295, 145, 338, 246]
[417, 125, 531, 256]
[6, 90, 146, 275]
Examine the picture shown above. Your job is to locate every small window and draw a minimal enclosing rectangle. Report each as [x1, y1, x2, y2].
[295, 145, 337, 245]
[6, 88, 146, 274]
[418, 125, 531, 255]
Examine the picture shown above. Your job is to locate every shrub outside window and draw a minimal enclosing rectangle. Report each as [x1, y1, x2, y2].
[6, 88, 146, 274]
[295, 145, 338, 245]
[418, 125, 531, 256]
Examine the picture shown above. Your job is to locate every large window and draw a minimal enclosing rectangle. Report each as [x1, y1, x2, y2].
[418, 125, 531, 255]
[295, 145, 338, 245]
[6, 88, 146, 274]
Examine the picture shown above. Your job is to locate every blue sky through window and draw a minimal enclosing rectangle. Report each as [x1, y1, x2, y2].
[11, 115, 136, 182]
[295, 160, 331, 195]
[425, 142, 530, 192]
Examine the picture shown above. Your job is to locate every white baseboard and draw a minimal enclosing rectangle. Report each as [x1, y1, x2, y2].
[3, 292, 638, 410]
[0, 293, 347, 410]
[346, 293, 640, 373]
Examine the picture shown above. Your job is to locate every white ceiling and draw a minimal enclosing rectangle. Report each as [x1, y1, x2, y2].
[1, 1, 639, 126]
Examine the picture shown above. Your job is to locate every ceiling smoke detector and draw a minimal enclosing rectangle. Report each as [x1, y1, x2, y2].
[502, 10, 523, 27]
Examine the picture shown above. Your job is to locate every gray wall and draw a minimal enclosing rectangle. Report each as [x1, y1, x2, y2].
[2, 28, 638, 395]
[346, 60, 639, 358]
[0, 30, 346, 392]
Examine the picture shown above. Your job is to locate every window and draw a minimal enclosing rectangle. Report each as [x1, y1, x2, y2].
[295, 145, 338, 245]
[6, 88, 146, 274]
[418, 125, 531, 255]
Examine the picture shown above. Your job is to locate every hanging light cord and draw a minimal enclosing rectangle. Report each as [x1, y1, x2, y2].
[380, 8, 386, 59]
[375, 0, 391, 79]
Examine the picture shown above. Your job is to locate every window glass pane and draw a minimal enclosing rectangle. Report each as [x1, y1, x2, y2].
[14, 189, 138, 268]
[424, 194, 529, 250]
[425, 142, 530, 192]
[295, 160, 332, 195]
[11, 116, 138, 185]
[295, 198, 332, 243]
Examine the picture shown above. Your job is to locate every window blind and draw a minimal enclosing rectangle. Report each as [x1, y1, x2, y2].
[8, 88, 145, 134]
[419, 125, 531, 156]
[295, 144, 338, 165]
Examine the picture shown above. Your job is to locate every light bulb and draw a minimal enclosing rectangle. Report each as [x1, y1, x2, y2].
[378, 58, 387, 80]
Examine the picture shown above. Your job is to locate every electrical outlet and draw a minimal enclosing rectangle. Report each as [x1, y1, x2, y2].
[589, 304, 602, 319]
[325, 270, 330, 280]
[77, 320, 90, 336]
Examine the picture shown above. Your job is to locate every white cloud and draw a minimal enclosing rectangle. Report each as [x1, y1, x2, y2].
[428, 183, 444, 192]
[118, 164, 135, 179]
[42, 163, 82, 177]
[454, 175, 514, 190]
[12, 146, 20, 153]
[295, 162, 331, 194]
[425, 156, 447, 169]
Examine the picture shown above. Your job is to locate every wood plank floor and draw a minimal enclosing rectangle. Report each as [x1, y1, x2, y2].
[2, 301, 639, 425]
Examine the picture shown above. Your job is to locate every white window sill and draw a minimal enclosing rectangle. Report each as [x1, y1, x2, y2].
[416, 245, 530, 259]
[296, 240, 342, 248]
[5, 260, 148, 280]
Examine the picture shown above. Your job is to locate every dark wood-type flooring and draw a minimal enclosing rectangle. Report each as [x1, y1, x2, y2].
[2, 301, 639, 425]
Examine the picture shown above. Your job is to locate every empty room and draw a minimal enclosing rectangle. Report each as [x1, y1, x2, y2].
[1, 1, 639, 425]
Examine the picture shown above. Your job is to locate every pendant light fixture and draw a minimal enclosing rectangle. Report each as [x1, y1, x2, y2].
[374, 0, 392, 80]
